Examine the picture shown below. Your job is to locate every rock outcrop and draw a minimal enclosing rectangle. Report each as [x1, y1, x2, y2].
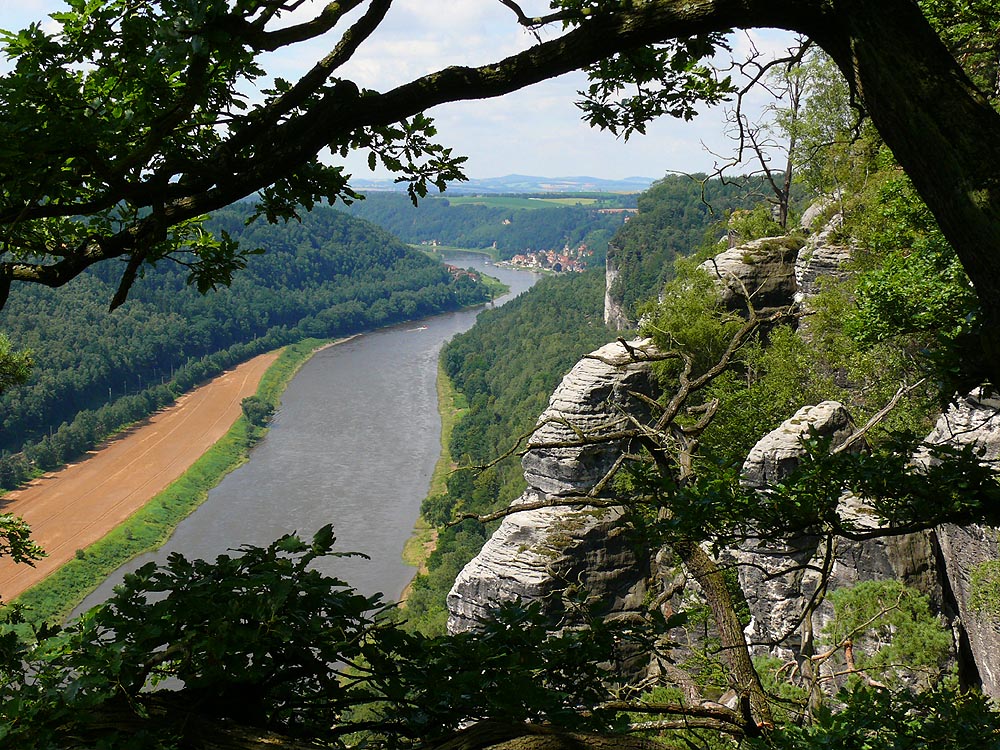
[447, 340, 659, 633]
[920, 389, 1000, 695]
[603, 248, 631, 330]
[793, 212, 853, 306]
[698, 235, 803, 314]
[734, 402, 943, 671]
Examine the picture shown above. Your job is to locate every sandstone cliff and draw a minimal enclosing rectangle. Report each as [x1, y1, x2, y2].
[918, 389, 1000, 694]
[734, 401, 945, 684]
[449, 214, 1000, 696]
[448, 339, 658, 633]
[603, 248, 631, 330]
[698, 235, 803, 314]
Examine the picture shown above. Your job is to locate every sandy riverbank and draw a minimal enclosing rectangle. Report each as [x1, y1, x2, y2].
[0, 350, 281, 602]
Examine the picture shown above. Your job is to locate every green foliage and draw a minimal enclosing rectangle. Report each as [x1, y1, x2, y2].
[727, 205, 786, 243]
[641, 264, 743, 379]
[919, 0, 1000, 99]
[0, 334, 31, 396]
[444, 195, 618, 210]
[822, 580, 951, 686]
[789, 50, 878, 198]
[579, 35, 735, 136]
[0, 515, 45, 571]
[753, 682, 1000, 750]
[845, 169, 982, 391]
[0, 1, 468, 299]
[618, 428, 1000, 555]
[1, 531, 622, 748]
[969, 558, 1000, 617]
[754, 655, 812, 725]
[240, 395, 274, 428]
[606, 174, 765, 320]
[697, 327, 836, 464]
[349, 114, 469, 207]
[420, 493, 456, 528]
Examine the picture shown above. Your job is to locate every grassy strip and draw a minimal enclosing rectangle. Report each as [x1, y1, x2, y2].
[414, 244, 497, 261]
[480, 274, 509, 300]
[401, 362, 466, 572]
[11, 338, 333, 625]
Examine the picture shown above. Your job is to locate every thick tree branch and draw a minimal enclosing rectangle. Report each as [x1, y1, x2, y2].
[0, 0, 815, 301]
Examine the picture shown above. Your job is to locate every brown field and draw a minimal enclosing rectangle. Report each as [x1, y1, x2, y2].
[0, 350, 281, 601]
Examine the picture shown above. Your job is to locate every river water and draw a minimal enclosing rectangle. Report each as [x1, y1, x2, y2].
[77, 255, 539, 612]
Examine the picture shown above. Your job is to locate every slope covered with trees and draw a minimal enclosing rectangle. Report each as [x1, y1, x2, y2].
[406, 270, 614, 634]
[0, 203, 490, 486]
[604, 174, 793, 320]
[337, 192, 627, 264]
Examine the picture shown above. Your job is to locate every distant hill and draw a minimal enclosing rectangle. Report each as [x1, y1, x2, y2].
[350, 174, 655, 195]
[336, 191, 632, 265]
[0, 204, 491, 478]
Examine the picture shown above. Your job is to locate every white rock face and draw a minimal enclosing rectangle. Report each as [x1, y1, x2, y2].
[798, 197, 835, 231]
[698, 236, 802, 313]
[921, 389, 1000, 697]
[794, 212, 853, 305]
[447, 340, 659, 633]
[740, 401, 856, 490]
[604, 249, 631, 330]
[735, 402, 943, 673]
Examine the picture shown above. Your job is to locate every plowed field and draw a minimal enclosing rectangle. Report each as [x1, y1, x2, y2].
[0, 350, 280, 601]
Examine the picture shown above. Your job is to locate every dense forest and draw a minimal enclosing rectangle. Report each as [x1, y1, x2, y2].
[336, 192, 629, 264]
[0, 204, 490, 487]
[606, 174, 805, 320]
[5, 0, 1000, 746]
[405, 269, 615, 633]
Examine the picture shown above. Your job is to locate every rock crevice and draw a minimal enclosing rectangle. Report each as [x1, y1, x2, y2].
[447, 340, 659, 634]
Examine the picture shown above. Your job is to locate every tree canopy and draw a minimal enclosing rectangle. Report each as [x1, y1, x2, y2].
[1, 0, 999, 371]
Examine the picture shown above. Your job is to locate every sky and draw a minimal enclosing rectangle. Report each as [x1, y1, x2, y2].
[1, 1, 796, 182]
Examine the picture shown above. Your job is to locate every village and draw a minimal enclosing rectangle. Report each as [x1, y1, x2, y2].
[495, 243, 595, 273]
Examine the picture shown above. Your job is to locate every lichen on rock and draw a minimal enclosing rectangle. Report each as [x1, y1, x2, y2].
[447, 340, 659, 634]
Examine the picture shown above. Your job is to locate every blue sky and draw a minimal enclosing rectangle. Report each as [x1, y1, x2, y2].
[2, 1, 795, 181]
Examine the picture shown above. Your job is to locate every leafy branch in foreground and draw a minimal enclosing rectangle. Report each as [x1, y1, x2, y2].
[2, 0, 1000, 391]
[0, 514, 44, 569]
[0, 526, 632, 749]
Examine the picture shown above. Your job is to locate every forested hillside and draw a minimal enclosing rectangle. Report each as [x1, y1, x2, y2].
[405, 269, 615, 633]
[0, 204, 489, 486]
[337, 192, 628, 264]
[606, 174, 806, 320]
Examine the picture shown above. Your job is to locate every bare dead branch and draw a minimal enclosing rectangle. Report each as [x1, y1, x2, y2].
[832, 379, 927, 455]
[450, 495, 623, 526]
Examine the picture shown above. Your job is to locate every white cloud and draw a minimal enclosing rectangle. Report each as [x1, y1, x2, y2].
[3, 1, 799, 179]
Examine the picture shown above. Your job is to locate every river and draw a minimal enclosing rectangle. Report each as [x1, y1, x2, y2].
[77, 255, 540, 611]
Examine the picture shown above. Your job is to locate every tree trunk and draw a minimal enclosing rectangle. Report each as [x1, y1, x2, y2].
[672, 539, 774, 732]
[429, 722, 668, 750]
[812, 0, 1000, 383]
